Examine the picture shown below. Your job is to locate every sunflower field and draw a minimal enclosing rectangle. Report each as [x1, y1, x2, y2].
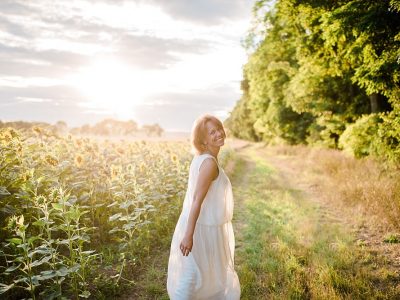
[0, 126, 194, 299]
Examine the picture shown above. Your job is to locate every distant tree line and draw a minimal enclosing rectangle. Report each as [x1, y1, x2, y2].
[225, 0, 400, 164]
[0, 119, 164, 137]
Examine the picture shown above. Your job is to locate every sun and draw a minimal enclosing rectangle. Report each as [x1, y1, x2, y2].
[71, 58, 149, 118]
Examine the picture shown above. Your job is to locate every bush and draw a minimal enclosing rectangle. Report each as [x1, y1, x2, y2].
[374, 111, 400, 165]
[307, 114, 346, 149]
[338, 114, 381, 158]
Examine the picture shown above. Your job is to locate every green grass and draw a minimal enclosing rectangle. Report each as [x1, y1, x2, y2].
[118, 144, 400, 299]
[232, 146, 400, 300]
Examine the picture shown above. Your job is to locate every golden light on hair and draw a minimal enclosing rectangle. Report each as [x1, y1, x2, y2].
[190, 114, 226, 154]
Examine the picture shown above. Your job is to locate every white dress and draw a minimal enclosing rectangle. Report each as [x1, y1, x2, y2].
[167, 153, 241, 300]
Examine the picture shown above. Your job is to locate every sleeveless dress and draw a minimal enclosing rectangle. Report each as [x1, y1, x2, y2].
[167, 153, 241, 300]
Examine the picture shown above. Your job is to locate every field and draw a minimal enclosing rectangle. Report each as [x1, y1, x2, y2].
[0, 127, 201, 299]
[1, 127, 400, 299]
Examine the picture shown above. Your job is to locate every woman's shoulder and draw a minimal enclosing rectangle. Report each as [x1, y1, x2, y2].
[193, 153, 220, 173]
[194, 153, 218, 164]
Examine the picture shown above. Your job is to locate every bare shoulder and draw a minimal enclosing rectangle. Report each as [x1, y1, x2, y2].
[199, 157, 219, 180]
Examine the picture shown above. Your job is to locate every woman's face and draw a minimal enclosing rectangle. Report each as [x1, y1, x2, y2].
[204, 120, 225, 148]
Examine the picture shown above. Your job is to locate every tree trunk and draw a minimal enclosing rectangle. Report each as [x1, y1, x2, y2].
[369, 93, 392, 113]
[370, 93, 379, 113]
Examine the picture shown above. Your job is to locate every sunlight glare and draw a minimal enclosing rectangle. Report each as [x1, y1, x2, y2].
[72, 58, 150, 118]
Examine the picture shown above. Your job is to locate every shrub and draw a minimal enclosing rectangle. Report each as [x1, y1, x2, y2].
[338, 114, 381, 158]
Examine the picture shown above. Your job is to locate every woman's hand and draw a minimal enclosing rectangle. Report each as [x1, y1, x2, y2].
[180, 234, 193, 256]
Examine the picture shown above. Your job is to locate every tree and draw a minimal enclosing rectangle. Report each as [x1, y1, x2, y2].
[226, 0, 400, 159]
[142, 124, 164, 137]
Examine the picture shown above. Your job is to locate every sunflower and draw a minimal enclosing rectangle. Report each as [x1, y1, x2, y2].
[22, 170, 32, 181]
[8, 128, 18, 139]
[1, 130, 13, 143]
[74, 154, 84, 167]
[7, 215, 18, 231]
[110, 165, 122, 180]
[126, 164, 134, 173]
[75, 139, 83, 147]
[116, 147, 125, 155]
[16, 143, 23, 155]
[170, 154, 179, 164]
[45, 155, 59, 166]
[139, 162, 146, 173]
[32, 126, 42, 135]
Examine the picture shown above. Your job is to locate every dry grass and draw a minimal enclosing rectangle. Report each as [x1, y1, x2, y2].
[261, 143, 400, 232]
[232, 146, 400, 299]
[307, 148, 400, 231]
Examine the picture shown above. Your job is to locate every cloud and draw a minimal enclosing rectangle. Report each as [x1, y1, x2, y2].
[96, 0, 252, 25]
[115, 34, 211, 69]
[0, 0, 249, 131]
[0, 85, 83, 104]
[0, 82, 241, 130]
[0, 15, 33, 38]
[148, 0, 252, 25]
[0, 43, 89, 78]
[0, 98, 111, 127]
[133, 83, 240, 130]
[147, 83, 239, 108]
[16, 96, 53, 103]
[0, 1, 213, 78]
[0, 0, 36, 16]
[0, 85, 108, 127]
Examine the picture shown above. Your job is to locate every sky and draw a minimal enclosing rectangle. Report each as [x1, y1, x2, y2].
[0, 0, 253, 131]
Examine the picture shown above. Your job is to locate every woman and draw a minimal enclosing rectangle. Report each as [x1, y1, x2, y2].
[167, 114, 241, 300]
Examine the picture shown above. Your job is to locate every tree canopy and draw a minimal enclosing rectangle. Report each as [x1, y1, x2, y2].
[226, 0, 400, 163]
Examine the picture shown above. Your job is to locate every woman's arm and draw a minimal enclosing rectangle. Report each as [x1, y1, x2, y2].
[179, 158, 218, 256]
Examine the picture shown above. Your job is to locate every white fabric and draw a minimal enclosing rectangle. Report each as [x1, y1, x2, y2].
[167, 153, 241, 300]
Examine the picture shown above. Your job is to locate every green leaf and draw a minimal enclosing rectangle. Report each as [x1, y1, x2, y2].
[32, 219, 47, 227]
[122, 222, 136, 230]
[30, 275, 41, 286]
[107, 201, 119, 208]
[79, 290, 91, 298]
[109, 227, 122, 234]
[17, 243, 29, 251]
[40, 288, 62, 300]
[0, 283, 14, 294]
[81, 250, 96, 255]
[27, 236, 41, 245]
[51, 203, 63, 211]
[28, 247, 52, 258]
[7, 237, 22, 245]
[30, 255, 52, 267]
[0, 186, 11, 198]
[5, 264, 20, 273]
[67, 195, 78, 205]
[120, 200, 134, 209]
[14, 277, 28, 284]
[68, 264, 80, 273]
[39, 270, 58, 280]
[109, 213, 122, 222]
[56, 267, 70, 277]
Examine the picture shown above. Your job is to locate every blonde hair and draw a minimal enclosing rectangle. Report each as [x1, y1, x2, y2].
[190, 114, 226, 154]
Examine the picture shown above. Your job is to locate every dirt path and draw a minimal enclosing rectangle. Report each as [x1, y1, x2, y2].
[231, 143, 400, 299]
[258, 145, 400, 272]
